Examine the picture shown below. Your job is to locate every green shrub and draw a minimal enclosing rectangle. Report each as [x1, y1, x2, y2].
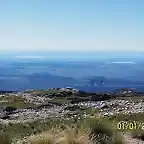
[88, 119, 125, 144]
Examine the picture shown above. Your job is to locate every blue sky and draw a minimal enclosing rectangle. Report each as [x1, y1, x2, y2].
[0, 0, 143, 52]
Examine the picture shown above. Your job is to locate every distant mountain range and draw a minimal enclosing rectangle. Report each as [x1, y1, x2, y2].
[1, 58, 144, 92]
[0, 73, 77, 91]
[0, 72, 144, 92]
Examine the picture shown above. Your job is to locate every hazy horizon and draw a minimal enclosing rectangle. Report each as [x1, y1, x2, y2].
[1, 51, 144, 61]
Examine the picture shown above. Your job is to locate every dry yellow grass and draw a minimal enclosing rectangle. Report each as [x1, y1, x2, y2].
[0, 119, 128, 144]
[0, 126, 128, 144]
[25, 127, 93, 144]
[0, 133, 11, 144]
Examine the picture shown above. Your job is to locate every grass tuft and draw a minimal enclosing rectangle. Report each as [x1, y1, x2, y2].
[25, 126, 93, 144]
[88, 118, 125, 144]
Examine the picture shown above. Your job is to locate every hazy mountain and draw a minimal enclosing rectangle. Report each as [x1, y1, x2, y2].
[0, 55, 144, 92]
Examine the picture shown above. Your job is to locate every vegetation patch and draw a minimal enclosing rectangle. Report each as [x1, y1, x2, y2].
[0, 95, 38, 109]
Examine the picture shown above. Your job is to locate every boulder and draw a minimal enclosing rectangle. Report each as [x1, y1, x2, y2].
[100, 104, 109, 109]
[64, 105, 82, 111]
[91, 94, 112, 101]
[37, 104, 53, 109]
[77, 91, 88, 97]
[49, 101, 63, 106]
[70, 97, 90, 104]
[0, 112, 11, 120]
[1, 115, 10, 120]
[4, 106, 17, 112]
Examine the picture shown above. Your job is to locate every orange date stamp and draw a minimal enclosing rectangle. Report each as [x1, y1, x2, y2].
[116, 121, 144, 130]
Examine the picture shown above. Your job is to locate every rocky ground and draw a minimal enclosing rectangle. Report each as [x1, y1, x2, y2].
[0, 88, 144, 124]
[1, 88, 144, 143]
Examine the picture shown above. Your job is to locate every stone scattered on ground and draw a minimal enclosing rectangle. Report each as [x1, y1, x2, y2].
[0, 88, 144, 124]
[1, 88, 144, 144]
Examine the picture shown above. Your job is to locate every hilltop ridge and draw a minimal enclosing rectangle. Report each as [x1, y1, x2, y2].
[0, 87, 144, 124]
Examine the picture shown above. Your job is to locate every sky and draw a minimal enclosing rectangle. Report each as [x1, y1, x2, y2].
[0, 0, 143, 53]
